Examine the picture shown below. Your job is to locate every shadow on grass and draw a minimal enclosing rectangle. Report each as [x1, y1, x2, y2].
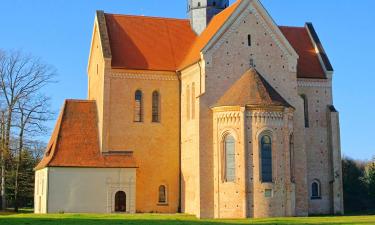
[1, 218, 375, 225]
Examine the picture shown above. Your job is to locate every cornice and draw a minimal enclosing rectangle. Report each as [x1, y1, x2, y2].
[297, 79, 332, 88]
[111, 72, 178, 81]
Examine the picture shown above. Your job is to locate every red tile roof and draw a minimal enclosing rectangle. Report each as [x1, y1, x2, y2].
[35, 100, 137, 170]
[215, 68, 292, 108]
[279, 26, 326, 79]
[103, 1, 328, 79]
[105, 14, 197, 71]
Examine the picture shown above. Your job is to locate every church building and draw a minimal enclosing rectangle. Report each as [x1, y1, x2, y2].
[34, 0, 344, 218]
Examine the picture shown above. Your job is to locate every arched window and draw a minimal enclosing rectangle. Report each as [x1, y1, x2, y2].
[134, 90, 143, 122]
[290, 134, 295, 183]
[224, 135, 236, 182]
[115, 191, 126, 212]
[152, 91, 160, 122]
[186, 85, 190, 120]
[261, 135, 272, 183]
[311, 180, 321, 199]
[301, 94, 309, 128]
[191, 83, 195, 120]
[158, 185, 167, 204]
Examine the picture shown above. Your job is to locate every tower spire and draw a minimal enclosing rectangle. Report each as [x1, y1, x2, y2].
[188, 0, 229, 35]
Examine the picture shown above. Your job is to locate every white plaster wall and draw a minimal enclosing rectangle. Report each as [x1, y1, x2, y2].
[34, 168, 48, 214]
[46, 167, 136, 214]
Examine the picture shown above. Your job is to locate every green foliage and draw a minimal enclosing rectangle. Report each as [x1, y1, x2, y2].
[365, 158, 375, 206]
[5, 150, 38, 208]
[343, 157, 375, 213]
[0, 214, 375, 225]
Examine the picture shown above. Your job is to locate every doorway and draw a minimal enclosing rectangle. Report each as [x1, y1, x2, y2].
[115, 191, 126, 212]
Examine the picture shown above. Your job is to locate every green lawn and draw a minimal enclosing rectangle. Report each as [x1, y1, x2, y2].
[1, 213, 375, 225]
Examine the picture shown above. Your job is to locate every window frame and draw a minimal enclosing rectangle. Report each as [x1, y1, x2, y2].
[311, 179, 322, 200]
[158, 185, 168, 205]
[134, 90, 143, 123]
[301, 94, 309, 128]
[223, 134, 236, 183]
[152, 90, 161, 123]
[260, 134, 273, 183]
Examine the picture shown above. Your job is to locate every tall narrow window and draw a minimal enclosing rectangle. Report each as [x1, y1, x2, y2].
[311, 180, 321, 199]
[134, 90, 143, 122]
[186, 85, 190, 120]
[224, 135, 236, 182]
[191, 83, 195, 120]
[247, 34, 251, 46]
[290, 134, 295, 183]
[261, 135, 272, 183]
[152, 91, 160, 122]
[301, 94, 309, 127]
[158, 185, 167, 204]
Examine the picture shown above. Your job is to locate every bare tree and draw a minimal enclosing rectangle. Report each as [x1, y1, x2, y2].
[0, 49, 56, 210]
[13, 95, 53, 212]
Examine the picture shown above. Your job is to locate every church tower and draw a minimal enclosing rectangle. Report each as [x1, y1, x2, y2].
[188, 0, 229, 34]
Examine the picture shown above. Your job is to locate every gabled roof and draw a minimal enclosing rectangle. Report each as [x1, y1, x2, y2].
[35, 100, 137, 170]
[214, 68, 292, 108]
[100, 1, 329, 79]
[279, 26, 326, 79]
[105, 14, 197, 71]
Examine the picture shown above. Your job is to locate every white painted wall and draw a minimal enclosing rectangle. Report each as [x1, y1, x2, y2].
[35, 167, 136, 214]
[34, 168, 48, 214]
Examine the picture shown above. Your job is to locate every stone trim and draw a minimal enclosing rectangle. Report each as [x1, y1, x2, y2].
[96, 10, 112, 59]
[215, 111, 242, 125]
[297, 79, 332, 88]
[111, 72, 178, 81]
[246, 111, 284, 126]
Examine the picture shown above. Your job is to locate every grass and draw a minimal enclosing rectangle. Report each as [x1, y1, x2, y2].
[1, 213, 375, 225]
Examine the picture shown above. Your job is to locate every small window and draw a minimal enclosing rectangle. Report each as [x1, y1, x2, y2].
[191, 83, 195, 120]
[134, 90, 143, 122]
[224, 135, 236, 182]
[186, 85, 190, 120]
[301, 94, 309, 128]
[261, 135, 272, 183]
[247, 34, 251, 46]
[311, 180, 321, 200]
[152, 91, 160, 123]
[213, 1, 216, 6]
[158, 185, 167, 204]
[290, 134, 295, 183]
[265, 189, 273, 198]
[250, 58, 254, 67]
[197, 2, 201, 7]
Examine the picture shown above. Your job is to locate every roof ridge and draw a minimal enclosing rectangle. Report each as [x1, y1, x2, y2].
[104, 13, 189, 22]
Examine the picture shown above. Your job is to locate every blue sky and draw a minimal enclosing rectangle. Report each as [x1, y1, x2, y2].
[0, 0, 374, 160]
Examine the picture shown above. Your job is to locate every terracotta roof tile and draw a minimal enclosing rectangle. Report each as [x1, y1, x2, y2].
[105, 14, 197, 71]
[279, 26, 326, 79]
[103, 2, 327, 79]
[35, 100, 137, 170]
[215, 68, 292, 108]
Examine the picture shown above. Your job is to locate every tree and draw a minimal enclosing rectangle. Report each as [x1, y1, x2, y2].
[342, 157, 370, 212]
[365, 157, 375, 207]
[12, 96, 53, 212]
[0, 49, 55, 210]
